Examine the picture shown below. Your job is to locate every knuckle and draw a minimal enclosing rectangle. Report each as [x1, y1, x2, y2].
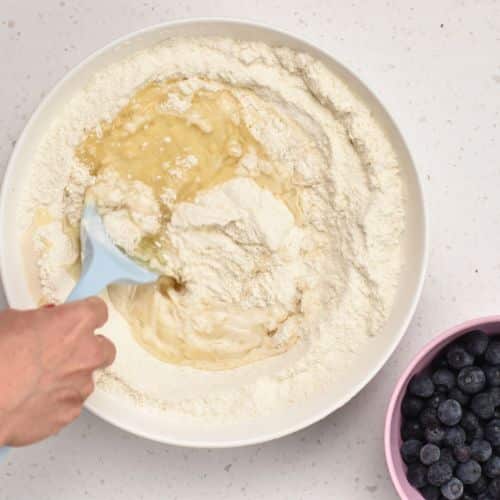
[38, 303, 83, 340]
[79, 343, 101, 369]
[79, 339, 106, 369]
[55, 386, 81, 403]
[82, 336, 115, 369]
[95, 335, 116, 365]
[63, 297, 109, 333]
[84, 297, 108, 326]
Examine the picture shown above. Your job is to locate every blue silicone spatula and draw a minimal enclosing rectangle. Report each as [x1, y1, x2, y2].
[66, 203, 158, 302]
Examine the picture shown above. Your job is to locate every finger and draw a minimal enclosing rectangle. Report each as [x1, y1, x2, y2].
[93, 335, 116, 368]
[60, 334, 116, 375]
[37, 297, 108, 335]
[75, 297, 109, 329]
[64, 373, 95, 400]
[53, 386, 84, 406]
[80, 378, 95, 400]
[53, 388, 84, 426]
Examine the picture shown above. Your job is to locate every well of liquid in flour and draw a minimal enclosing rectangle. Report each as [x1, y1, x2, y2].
[77, 80, 266, 202]
[75, 79, 302, 370]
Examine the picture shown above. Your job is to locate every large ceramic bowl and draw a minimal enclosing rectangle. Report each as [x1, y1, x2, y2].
[0, 19, 427, 447]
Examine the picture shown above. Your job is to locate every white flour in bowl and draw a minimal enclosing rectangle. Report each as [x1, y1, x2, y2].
[20, 37, 405, 420]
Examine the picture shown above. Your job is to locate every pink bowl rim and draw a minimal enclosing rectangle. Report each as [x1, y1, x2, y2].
[384, 314, 500, 498]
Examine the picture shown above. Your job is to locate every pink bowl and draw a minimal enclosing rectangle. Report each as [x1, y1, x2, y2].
[385, 315, 500, 499]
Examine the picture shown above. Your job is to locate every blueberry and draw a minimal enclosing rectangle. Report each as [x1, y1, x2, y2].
[425, 425, 446, 445]
[462, 410, 481, 431]
[409, 375, 435, 398]
[440, 448, 458, 469]
[486, 365, 500, 387]
[486, 341, 500, 365]
[427, 461, 453, 486]
[438, 399, 463, 426]
[458, 366, 486, 394]
[402, 395, 424, 418]
[401, 439, 423, 464]
[489, 477, 500, 498]
[402, 420, 424, 440]
[485, 419, 500, 446]
[485, 455, 500, 478]
[440, 477, 464, 500]
[433, 355, 450, 370]
[469, 475, 489, 494]
[447, 344, 474, 370]
[453, 444, 472, 463]
[471, 439, 493, 462]
[419, 485, 440, 500]
[471, 392, 495, 419]
[420, 408, 440, 429]
[464, 330, 490, 356]
[448, 387, 470, 406]
[478, 492, 494, 500]
[456, 459, 482, 484]
[427, 392, 447, 410]
[432, 369, 456, 391]
[444, 426, 466, 447]
[468, 425, 486, 443]
[491, 387, 500, 406]
[407, 462, 428, 488]
[420, 443, 441, 465]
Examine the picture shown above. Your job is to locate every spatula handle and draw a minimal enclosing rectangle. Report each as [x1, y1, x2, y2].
[66, 270, 110, 302]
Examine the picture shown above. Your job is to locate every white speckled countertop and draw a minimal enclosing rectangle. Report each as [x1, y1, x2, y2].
[1, 1, 499, 498]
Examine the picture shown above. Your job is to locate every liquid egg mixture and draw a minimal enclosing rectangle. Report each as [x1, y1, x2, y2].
[74, 79, 304, 370]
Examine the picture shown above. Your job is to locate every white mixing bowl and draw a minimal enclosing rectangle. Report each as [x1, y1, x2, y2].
[0, 19, 427, 447]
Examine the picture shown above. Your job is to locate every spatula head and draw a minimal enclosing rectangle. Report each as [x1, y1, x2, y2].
[80, 203, 159, 286]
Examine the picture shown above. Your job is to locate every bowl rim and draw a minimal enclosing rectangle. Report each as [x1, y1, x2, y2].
[0, 17, 428, 447]
[384, 315, 500, 498]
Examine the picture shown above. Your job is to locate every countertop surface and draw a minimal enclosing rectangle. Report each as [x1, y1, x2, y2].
[1, 1, 499, 499]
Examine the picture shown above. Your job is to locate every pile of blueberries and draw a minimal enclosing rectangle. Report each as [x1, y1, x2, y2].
[400, 331, 500, 499]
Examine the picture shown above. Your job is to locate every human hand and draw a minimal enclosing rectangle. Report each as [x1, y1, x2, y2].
[0, 297, 115, 446]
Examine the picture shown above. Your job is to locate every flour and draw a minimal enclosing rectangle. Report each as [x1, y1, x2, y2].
[159, 187, 177, 210]
[32, 221, 78, 303]
[20, 37, 405, 420]
[173, 154, 199, 174]
[109, 177, 304, 369]
[91, 170, 161, 239]
[159, 92, 192, 114]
